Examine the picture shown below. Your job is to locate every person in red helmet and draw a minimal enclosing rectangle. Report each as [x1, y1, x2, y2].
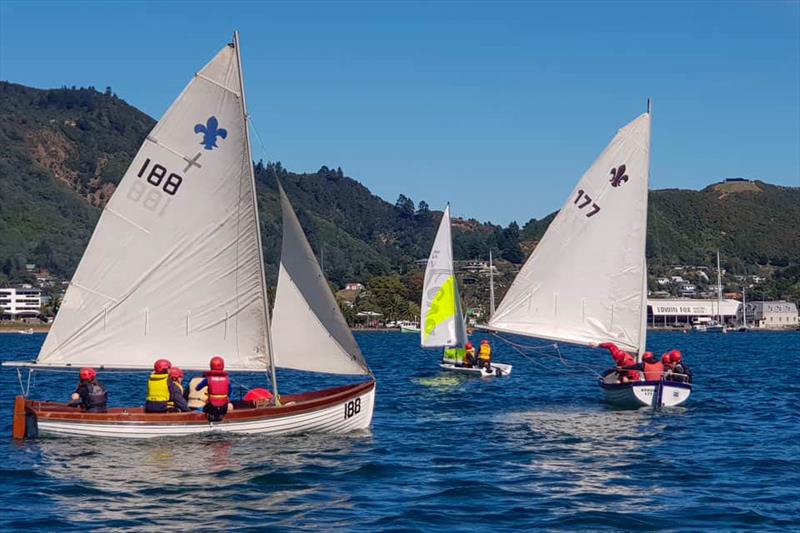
[621, 352, 664, 381]
[145, 358, 172, 413]
[667, 350, 692, 383]
[599, 342, 639, 383]
[195, 356, 231, 422]
[68, 367, 108, 413]
[167, 367, 189, 412]
[462, 341, 476, 368]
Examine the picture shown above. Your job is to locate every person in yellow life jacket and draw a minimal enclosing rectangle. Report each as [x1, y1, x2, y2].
[478, 339, 493, 371]
[167, 367, 189, 412]
[186, 375, 209, 410]
[463, 342, 476, 368]
[145, 358, 172, 413]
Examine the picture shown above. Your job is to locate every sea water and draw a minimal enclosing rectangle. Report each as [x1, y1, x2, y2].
[1, 331, 798, 530]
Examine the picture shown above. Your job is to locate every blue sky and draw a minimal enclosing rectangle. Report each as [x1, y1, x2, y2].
[1, 0, 798, 225]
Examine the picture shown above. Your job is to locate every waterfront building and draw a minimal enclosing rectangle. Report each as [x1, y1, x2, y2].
[739, 301, 799, 329]
[0, 286, 42, 319]
[647, 298, 740, 327]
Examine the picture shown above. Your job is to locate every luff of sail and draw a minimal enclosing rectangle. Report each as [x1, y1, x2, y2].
[421, 205, 467, 348]
[271, 182, 370, 376]
[489, 113, 651, 354]
[37, 42, 272, 371]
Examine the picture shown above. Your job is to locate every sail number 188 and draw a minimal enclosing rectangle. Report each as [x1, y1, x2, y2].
[137, 158, 183, 196]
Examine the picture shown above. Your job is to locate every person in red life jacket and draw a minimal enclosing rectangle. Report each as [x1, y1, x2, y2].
[167, 367, 190, 412]
[145, 358, 172, 413]
[243, 387, 274, 408]
[68, 367, 108, 413]
[667, 350, 692, 383]
[195, 355, 231, 422]
[599, 342, 640, 383]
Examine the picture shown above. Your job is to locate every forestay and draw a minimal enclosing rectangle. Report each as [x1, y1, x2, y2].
[421, 206, 468, 348]
[489, 113, 651, 354]
[37, 42, 272, 371]
[271, 183, 370, 376]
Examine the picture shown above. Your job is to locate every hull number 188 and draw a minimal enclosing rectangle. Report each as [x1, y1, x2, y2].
[344, 398, 361, 419]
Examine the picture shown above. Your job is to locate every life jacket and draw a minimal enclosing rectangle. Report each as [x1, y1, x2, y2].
[463, 348, 476, 365]
[187, 376, 209, 409]
[643, 361, 664, 381]
[478, 344, 492, 362]
[85, 381, 107, 410]
[146, 372, 170, 403]
[167, 380, 184, 409]
[205, 370, 230, 407]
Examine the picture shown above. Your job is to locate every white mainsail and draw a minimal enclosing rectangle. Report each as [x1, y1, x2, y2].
[489, 113, 651, 354]
[271, 183, 370, 376]
[37, 41, 272, 371]
[421, 205, 468, 348]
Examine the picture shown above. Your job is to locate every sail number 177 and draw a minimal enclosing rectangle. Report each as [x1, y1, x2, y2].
[574, 189, 601, 218]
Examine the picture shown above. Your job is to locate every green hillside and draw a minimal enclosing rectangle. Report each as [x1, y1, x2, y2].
[0, 82, 797, 308]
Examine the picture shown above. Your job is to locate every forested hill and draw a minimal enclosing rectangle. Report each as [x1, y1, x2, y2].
[1, 82, 798, 289]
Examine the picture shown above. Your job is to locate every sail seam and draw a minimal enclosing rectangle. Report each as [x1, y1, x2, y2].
[195, 72, 241, 97]
[69, 282, 119, 303]
[145, 135, 205, 167]
[105, 207, 151, 234]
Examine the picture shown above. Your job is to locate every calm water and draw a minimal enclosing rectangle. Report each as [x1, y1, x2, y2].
[1, 330, 799, 531]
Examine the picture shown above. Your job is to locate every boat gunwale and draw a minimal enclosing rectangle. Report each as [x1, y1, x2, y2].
[597, 379, 692, 391]
[25, 380, 375, 426]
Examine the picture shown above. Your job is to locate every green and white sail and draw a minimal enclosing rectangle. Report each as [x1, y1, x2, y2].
[421, 205, 468, 353]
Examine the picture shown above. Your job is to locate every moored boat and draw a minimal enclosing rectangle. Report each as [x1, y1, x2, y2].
[4, 32, 375, 438]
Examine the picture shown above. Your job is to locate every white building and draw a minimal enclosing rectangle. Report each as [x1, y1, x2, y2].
[647, 298, 741, 327]
[739, 301, 799, 329]
[0, 286, 42, 319]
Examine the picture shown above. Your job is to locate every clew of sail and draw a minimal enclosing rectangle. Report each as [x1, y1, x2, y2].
[271, 182, 370, 376]
[489, 113, 651, 354]
[421, 206, 467, 348]
[37, 42, 271, 371]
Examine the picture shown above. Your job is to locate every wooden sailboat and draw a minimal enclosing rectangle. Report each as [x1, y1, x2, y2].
[5, 33, 375, 438]
[421, 205, 511, 377]
[486, 106, 690, 407]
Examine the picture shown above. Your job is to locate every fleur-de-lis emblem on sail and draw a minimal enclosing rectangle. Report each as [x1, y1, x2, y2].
[194, 116, 228, 150]
[609, 164, 629, 188]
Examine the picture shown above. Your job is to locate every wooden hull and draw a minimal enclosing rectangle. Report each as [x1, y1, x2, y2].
[598, 375, 691, 408]
[14, 381, 375, 439]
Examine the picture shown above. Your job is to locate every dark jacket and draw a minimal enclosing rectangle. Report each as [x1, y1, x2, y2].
[70, 380, 108, 413]
[169, 380, 189, 412]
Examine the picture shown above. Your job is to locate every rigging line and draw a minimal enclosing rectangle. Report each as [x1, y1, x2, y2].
[248, 116, 272, 165]
[490, 332, 605, 377]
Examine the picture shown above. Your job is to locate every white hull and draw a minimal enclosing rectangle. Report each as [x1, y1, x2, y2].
[20, 383, 375, 439]
[599, 375, 691, 408]
[439, 362, 512, 377]
[400, 325, 421, 333]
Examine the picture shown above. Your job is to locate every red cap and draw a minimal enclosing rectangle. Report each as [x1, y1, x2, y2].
[670, 350, 682, 362]
[154, 358, 172, 373]
[662, 355, 671, 364]
[481, 339, 489, 344]
[643, 352, 656, 362]
[210, 356, 225, 371]
[465, 342, 473, 349]
[169, 367, 184, 380]
[79, 368, 96, 381]
[244, 388, 274, 402]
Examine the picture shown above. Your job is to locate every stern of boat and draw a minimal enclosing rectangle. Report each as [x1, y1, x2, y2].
[12, 396, 38, 439]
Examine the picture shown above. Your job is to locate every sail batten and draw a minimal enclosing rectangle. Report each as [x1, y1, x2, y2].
[36, 42, 272, 372]
[489, 113, 651, 354]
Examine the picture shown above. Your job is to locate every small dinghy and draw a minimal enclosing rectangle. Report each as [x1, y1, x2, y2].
[419, 205, 511, 377]
[485, 104, 689, 407]
[4, 33, 376, 438]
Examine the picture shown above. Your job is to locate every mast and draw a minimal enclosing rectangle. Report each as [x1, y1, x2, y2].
[637, 99, 652, 361]
[742, 285, 747, 328]
[489, 250, 496, 318]
[233, 31, 279, 402]
[716, 249, 722, 323]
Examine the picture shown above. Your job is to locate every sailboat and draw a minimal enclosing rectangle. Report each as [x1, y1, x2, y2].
[737, 286, 749, 332]
[4, 33, 375, 439]
[703, 250, 727, 333]
[421, 205, 512, 377]
[486, 107, 690, 407]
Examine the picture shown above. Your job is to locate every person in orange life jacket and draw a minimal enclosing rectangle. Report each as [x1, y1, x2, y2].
[167, 367, 189, 412]
[145, 358, 173, 413]
[68, 367, 108, 413]
[195, 355, 231, 422]
[667, 350, 692, 383]
[463, 342, 476, 368]
[620, 352, 664, 381]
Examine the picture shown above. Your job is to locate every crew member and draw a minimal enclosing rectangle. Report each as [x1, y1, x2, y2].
[478, 339, 493, 371]
[186, 375, 209, 410]
[662, 354, 674, 380]
[668, 350, 692, 383]
[145, 358, 172, 413]
[167, 367, 189, 412]
[68, 367, 108, 413]
[599, 342, 639, 382]
[195, 356, 231, 422]
[463, 342, 476, 368]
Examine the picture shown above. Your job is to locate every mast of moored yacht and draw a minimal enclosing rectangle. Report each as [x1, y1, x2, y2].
[716, 249, 722, 324]
[489, 250, 496, 319]
[234, 31, 280, 403]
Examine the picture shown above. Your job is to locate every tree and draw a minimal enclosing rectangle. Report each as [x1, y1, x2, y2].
[395, 194, 415, 218]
